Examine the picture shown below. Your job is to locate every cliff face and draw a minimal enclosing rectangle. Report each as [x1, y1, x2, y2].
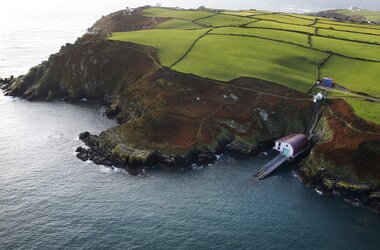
[300, 99, 380, 211]
[1, 33, 313, 172]
[3, 40, 157, 102]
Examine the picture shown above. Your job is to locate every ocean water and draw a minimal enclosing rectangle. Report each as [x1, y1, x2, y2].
[1, 1, 380, 249]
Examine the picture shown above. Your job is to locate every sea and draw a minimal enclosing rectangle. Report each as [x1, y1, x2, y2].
[1, 1, 380, 249]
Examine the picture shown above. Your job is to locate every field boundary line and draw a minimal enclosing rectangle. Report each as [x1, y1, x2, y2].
[193, 13, 219, 22]
[318, 20, 380, 31]
[170, 28, 213, 68]
[207, 32, 380, 63]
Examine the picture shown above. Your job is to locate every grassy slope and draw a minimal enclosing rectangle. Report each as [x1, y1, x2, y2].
[155, 19, 203, 29]
[311, 36, 380, 61]
[251, 14, 314, 25]
[247, 20, 316, 34]
[222, 10, 270, 16]
[196, 14, 252, 27]
[211, 27, 310, 47]
[346, 99, 380, 124]
[315, 22, 380, 35]
[320, 56, 380, 98]
[143, 7, 212, 20]
[109, 29, 208, 66]
[173, 35, 327, 92]
[318, 28, 380, 44]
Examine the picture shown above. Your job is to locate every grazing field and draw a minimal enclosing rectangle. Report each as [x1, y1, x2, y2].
[221, 11, 259, 17]
[314, 22, 380, 35]
[252, 14, 315, 25]
[311, 36, 380, 61]
[320, 56, 380, 98]
[247, 20, 316, 34]
[155, 19, 203, 29]
[318, 28, 380, 44]
[319, 19, 380, 29]
[346, 99, 380, 124]
[143, 7, 212, 20]
[109, 29, 209, 66]
[172, 35, 327, 92]
[210, 27, 310, 47]
[196, 14, 252, 27]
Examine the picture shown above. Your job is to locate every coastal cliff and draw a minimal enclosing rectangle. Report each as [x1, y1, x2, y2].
[0, 37, 313, 171]
[1, 7, 380, 212]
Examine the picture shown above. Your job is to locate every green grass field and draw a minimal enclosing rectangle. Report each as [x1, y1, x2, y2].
[318, 28, 380, 44]
[346, 99, 380, 124]
[311, 36, 380, 61]
[172, 35, 327, 92]
[196, 14, 252, 27]
[252, 14, 315, 25]
[320, 56, 380, 98]
[247, 20, 316, 34]
[143, 7, 212, 20]
[315, 22, 380, 35]
[155, 19, 203, 30]
[110, 7, 380, 124]
[210, 27, 310, 47]
[319, 19, 380, 29]
[221, 11, 258, 17]
[109, 29, 209, 66]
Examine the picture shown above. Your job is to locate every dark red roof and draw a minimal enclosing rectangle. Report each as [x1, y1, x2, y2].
[276, 133, 309, 155]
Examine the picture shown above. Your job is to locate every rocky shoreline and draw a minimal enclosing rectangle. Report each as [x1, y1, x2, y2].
[296, 167, 380, 213]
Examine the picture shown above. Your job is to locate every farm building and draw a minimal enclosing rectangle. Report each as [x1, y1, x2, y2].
[273, 134, 309, 158]
[321, 77, 334, 87]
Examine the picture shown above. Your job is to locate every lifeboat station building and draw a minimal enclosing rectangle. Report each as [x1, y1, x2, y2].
[273, 134, 309, 159]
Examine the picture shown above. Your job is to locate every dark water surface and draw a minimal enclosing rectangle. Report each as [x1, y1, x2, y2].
[1, 1, 380, 249]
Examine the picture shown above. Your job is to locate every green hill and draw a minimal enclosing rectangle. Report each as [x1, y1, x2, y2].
[109, 7, 380, 124]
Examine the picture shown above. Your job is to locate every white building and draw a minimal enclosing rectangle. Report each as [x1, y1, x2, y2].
[273, 134, 309, 158]
[349, 6, 361, 11]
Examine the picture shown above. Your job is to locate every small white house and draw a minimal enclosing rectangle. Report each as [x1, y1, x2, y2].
[273, 134, 309, 158]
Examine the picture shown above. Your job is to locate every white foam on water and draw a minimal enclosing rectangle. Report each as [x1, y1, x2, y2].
[99, 165, 114, 174]
[315, 188, 324, 195]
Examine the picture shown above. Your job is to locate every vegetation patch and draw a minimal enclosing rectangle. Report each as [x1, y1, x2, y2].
[211, 27, 310, 47]
[320, 55, 380, 98]
[196, 14, 253, 27]
[318, 28, 380, 44]
[314, 22, 380, 35]
[346, 99, 380, 125]
[143, 7, 212, 20]
[222, 10, 269, 16]
[311, 36, 380, 61]
[252, 14, 315, 25]
[155, 19, 203, 29]
[109, 29, 209, 66]
[247, 20, 316, 34]
[173, 35, 328, 92]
